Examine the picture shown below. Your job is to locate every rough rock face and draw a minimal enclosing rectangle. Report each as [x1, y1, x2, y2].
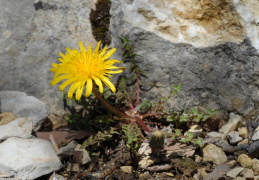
[110, 0, 259, 117]
[114, 0, 259, 50]
[0, 0, 259, 118]
[0, 0, 97, 117]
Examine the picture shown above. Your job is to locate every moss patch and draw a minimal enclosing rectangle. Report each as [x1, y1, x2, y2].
[90, 0, 111, 46]
[171, 158, 199, 176]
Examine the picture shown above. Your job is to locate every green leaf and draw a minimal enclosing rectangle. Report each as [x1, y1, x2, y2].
[179, 115, 188, 123]
[170, 135, 176, 140]
[204, 108, 218, 115]
[193, 114, 203, 122]
[186, 131, 194, 139]
[120, 35, 131, 47]
[88, 135, 93, 143]
[166, 117, 173, 122]
[192, 137, 203, 147]
[64, 115, 70, 121]
[173, 83, 182, 93]
[202, 115, 212, 121]
[81, 141, 87, 149]
[174, 129, 181, 136]
[180, 137, 192, 143]
[160, 97, 167, 102]
[191, 108, 199, 115]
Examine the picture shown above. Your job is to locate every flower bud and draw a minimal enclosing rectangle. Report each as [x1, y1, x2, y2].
[149, 130, 164, 150]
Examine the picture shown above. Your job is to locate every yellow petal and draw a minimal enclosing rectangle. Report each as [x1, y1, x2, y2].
[98, 45, 107, 57]
[102, 48, 116, 60]
[68, 82, 80, 99]
[50, 74, 72, 86]
[75, 82, 85, 100]
[58, 78, 75, 91]
[79, 41, 86, 52]
[51, 63, 58, 68]
[85, 78, 93, 97]
[106, 66, 124, 70]
[92, 76, 103, 93]
[105, 70, 124, 74]
[101, 76, 116, 93]
[59, 52, 66, 59]
[93, 41, 101, 55]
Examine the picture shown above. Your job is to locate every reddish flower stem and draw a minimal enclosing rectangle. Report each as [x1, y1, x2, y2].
[134, 116, 151, 133]
[92, 86, 151, 133]
[135, 69, 141, 107]
[92, 87, 126, 118]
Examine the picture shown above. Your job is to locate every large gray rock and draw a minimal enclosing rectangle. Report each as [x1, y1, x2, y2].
[0, 137, 62, 179]
[110, 0, 259, 117]
[0, 0, 97, 117]
[0, 91, 49, 131]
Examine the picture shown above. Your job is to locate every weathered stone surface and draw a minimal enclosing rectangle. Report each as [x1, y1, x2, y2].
[74, 144, 91, 165]
[247, 141, 259, 159]
[120, 166, 133, 174]
[57, 140, 77, 157]
[203, 164, 231, 180]
[252, 127, 259, 141]
[215, 139, 234, 153]
[238, 139, 248, 145]
[202, 144, 227, 165]
[0, 117, 32, 140]
[0, 137, 62, 179]
[0, 91, 49, 131]
[0, 112, 16, 126]
[252, 158, 259, 176]
[219, 113, 242, 134]
[110, 0, 259, 117]
[227, 131, 243, 145]
[206, 131, 223, 139]
[237, 154, 252, 168]
[240, 168, 254, 178]
[0, 0, 97, 117]
[238, 127, 248, 139]
[226, 166, 244, 178]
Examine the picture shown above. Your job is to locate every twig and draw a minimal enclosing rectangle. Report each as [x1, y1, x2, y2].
[141, 164, 173, 172]
[49, 134, 59, 152]
[98, 165, 120, 179]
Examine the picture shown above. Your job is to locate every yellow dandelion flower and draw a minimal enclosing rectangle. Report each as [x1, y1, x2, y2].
[50, 41, 125, 100]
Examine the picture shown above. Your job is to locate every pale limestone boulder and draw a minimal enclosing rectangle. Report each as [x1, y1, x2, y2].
[0, 137, 62, 179]
[0, 117, 32, 140]
[202, 144, 227, 165]
[0, 91, 49, 131]
[0, 112, 16, 126]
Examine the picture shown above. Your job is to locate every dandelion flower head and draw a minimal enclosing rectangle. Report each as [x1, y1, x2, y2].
[50, 41, 125, 100]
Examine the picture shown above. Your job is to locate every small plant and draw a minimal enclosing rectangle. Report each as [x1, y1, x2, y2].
[122, 124, 143, 151]
[81, 127, 119, 150]
[50, 38, 218, 154]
